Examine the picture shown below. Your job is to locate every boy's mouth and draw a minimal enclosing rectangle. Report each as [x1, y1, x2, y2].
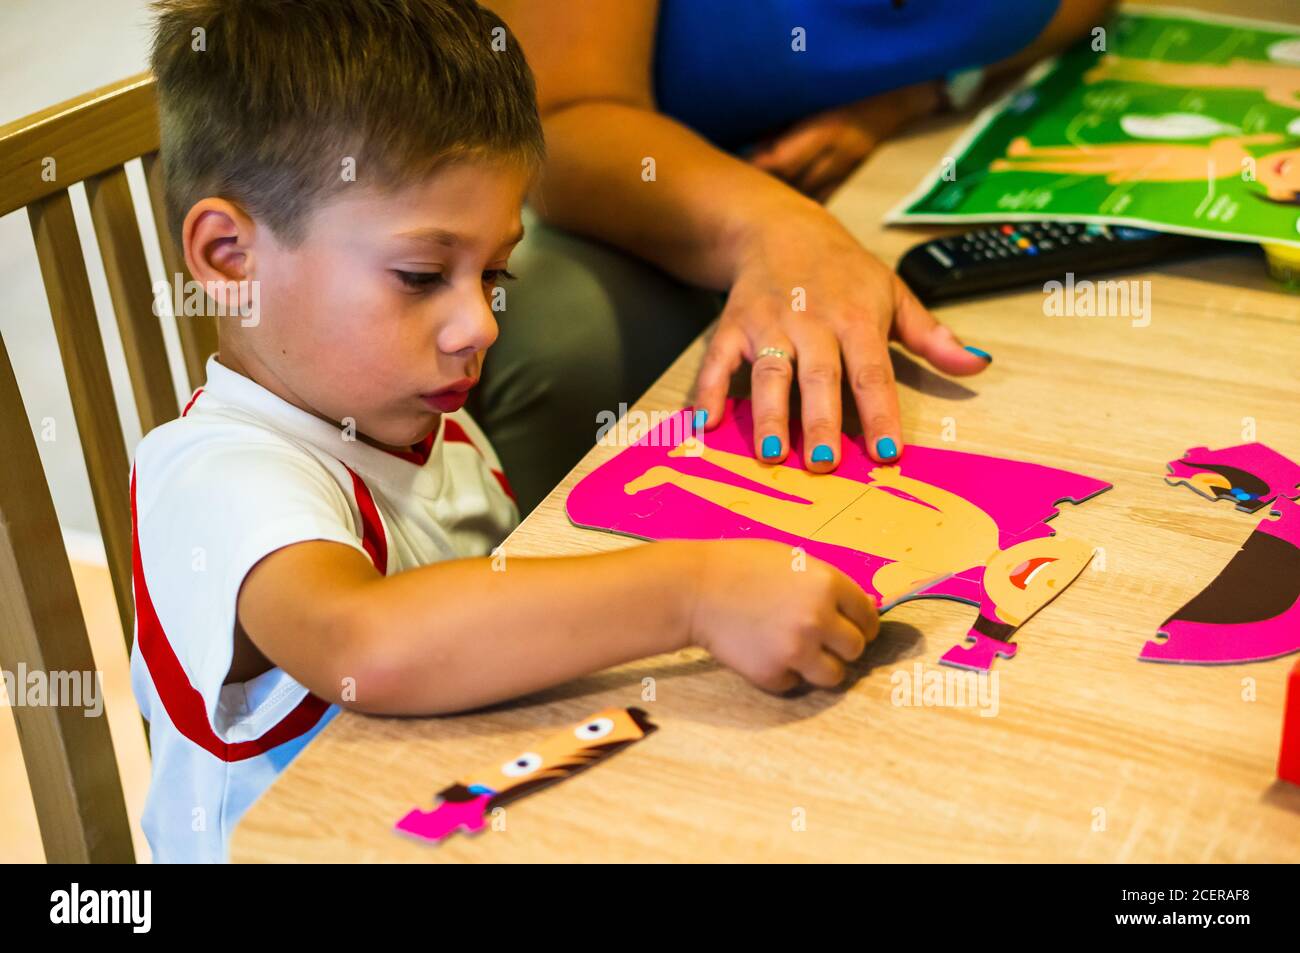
[420, 377, 477, 413]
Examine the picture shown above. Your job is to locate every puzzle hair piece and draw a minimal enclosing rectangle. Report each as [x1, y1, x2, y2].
[395, 707, 657, 843]
[568, 400, 1111, 672]
[1142, 497, 1300, 665]
[1165, 443, 1300, 514]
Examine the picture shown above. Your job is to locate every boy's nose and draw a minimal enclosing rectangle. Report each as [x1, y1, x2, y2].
[439, 290, 499, 355]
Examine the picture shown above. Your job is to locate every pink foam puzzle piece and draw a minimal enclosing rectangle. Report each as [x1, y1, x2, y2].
[394, 792, 493, 843]
[1165, 442, 1300, 514]
[935, 523, 1096, 671]
[1141, 497, 1300, 665]
[568, 399, 1110, 670]
[940, 633, 1021, 671]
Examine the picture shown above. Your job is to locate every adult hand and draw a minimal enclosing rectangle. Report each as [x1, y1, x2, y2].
[750, 82, 943, 202]
[693, 204, 992, 470]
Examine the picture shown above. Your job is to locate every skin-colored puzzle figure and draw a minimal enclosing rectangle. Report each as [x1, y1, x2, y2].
[989, 133, 1300, 200]
[567, 400, 1111, 671]
[1142, 497, 1300, 665]
[1085, 54, 1300, 112]
[1165, 442, 1300, 514]
[395, 707, 657, 843]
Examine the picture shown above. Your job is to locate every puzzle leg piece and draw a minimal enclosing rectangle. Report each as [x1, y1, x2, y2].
[394, 794, 492, 842]
[1280, 660, 1300, 786]
[940, 633, 1019, 671]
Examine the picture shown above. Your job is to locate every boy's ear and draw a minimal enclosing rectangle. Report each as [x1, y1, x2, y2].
[182, 198, 259, 285]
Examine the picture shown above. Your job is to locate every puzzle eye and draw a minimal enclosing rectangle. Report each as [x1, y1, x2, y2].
[575, 717, 614, 741]
[501, 752, 542, 777]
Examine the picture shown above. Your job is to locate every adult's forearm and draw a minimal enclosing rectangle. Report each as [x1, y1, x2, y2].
[535, 100, 825, 291]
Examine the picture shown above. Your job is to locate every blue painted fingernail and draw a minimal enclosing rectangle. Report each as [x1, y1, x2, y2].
[876, 436, 899, 460]
[964, 346, 993, 362]
[692, 408, 708, 431]
[811, 444, 834, 463]
[761, 435, 782, 459]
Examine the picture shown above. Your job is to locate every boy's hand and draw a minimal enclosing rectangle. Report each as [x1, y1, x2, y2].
[685, 540, 878, 693]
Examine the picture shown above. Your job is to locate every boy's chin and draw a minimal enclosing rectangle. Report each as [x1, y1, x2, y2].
[356, 413, 441, 454]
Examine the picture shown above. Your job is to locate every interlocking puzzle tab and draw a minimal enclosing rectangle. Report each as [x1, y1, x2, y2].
[395, 707, 657, 843]
[1165, 443, 1300, 514]
[1141, 498, 1300, 665]
[568, 400, 1111, 672]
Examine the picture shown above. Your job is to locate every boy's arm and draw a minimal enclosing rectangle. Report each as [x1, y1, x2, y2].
[237, 541, 692, 715]
[237, 537, 876, 715]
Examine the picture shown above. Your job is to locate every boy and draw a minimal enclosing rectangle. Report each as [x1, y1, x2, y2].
[134, 0, 876, 862]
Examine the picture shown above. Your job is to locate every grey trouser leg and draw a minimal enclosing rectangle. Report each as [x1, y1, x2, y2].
[468, 207, 720, 515]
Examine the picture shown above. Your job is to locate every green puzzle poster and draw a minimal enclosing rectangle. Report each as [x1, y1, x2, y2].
[888, 5, 1300, 247]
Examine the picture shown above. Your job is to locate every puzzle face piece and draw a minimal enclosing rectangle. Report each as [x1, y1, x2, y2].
[395, 707, 657, 844]
[1165, 443, 1300, 514]
[568, 400, 1110, 669]
[1141, 498, 1300, 665]
[940, 526, 1096, 671]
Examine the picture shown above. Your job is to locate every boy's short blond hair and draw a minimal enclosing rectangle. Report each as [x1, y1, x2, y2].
[151, 0, 544, 245]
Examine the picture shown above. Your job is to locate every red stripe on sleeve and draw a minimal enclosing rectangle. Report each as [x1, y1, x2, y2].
[130, 467, 328, 762]
[343, 465, 389, 575]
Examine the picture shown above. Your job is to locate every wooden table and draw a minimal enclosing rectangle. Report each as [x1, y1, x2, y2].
[233, 19, 1300, 864]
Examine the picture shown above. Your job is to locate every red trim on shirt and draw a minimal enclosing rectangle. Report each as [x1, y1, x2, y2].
[130, 468, 329, 763]
[343, 465, 389, 576]
[379, 429, 437, 467]
[442, 419, 517, 503]
[181, 388, 204, 417]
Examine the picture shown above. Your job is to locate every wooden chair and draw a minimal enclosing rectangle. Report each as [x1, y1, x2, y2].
[0, 72, 217, 862]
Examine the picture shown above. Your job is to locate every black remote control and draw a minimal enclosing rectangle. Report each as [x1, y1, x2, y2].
[897, 222, 1245, 305]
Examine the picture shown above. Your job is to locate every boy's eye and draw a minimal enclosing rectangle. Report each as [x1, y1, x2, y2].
[393, 270, 444, 291]
[482, 268, 518, 285]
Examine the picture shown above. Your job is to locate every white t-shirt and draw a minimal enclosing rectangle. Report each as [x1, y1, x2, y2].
[129, 354, 518, 862]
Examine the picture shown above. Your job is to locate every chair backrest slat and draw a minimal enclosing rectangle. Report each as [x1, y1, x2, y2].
[0, 336, 134, 863]
[141, 151, 217, 392]
[27, 189, 135, 653]
[85, 164, 180, 434]
[0, 74, 159, 219]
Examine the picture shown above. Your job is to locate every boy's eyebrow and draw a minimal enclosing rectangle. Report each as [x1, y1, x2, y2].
[393, 224, 526, 249]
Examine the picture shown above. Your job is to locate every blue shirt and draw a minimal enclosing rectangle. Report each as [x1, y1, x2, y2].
[654, 0, 1061, 149]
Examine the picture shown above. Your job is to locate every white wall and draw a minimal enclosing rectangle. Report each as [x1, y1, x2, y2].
[1, 0, 194, 558]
